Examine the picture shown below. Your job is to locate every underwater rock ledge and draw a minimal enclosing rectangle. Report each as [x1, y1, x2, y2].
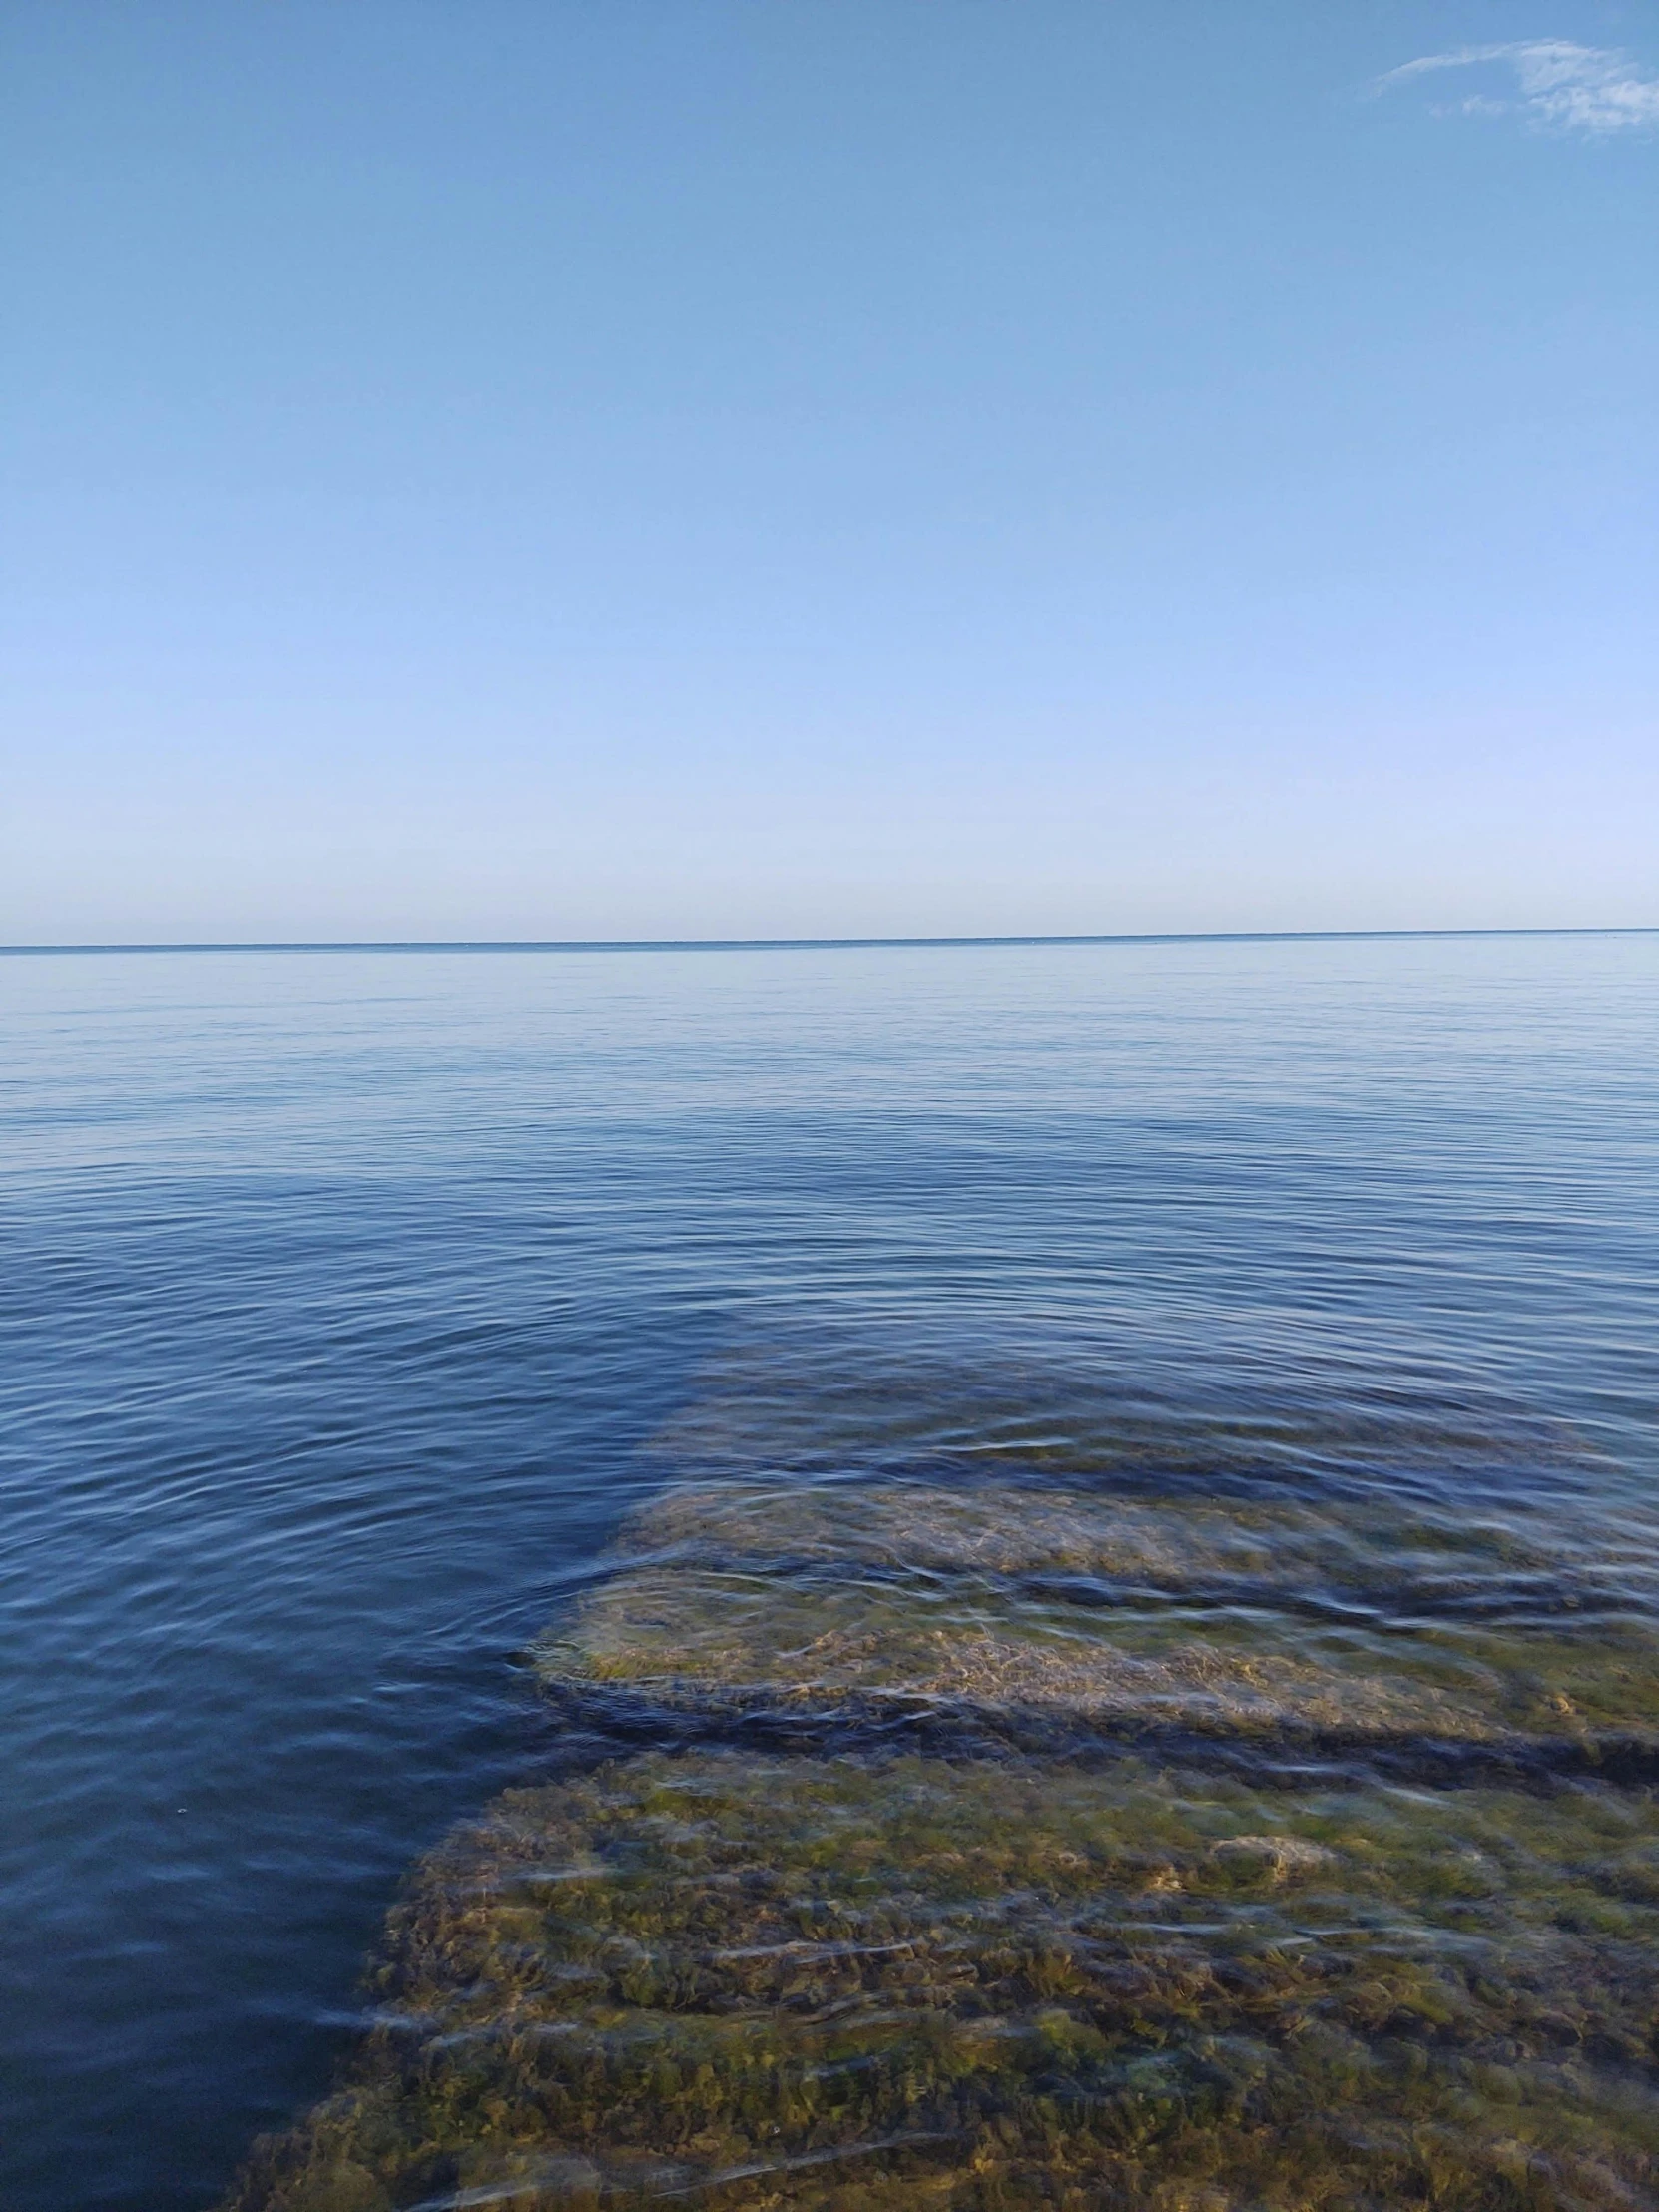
[533, 1480, 1659, 1779]
[226, 1477, 1659, 2211]
[227, 1748, 1659, 2212]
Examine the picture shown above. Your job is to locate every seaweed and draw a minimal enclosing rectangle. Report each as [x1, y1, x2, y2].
[229, 1751, 1659, 2210]
[535, 1482, 1659, 1762]
[623, 1481, 1655, 1620]
[229, 1473, 1659, 2210]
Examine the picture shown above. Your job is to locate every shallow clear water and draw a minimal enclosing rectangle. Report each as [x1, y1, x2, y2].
[3, 936, 1657, 2212]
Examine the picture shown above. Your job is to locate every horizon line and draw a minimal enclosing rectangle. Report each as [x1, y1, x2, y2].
[2, 927, 1655, 957]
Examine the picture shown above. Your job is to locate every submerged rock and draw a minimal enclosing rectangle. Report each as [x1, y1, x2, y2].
[228, 1475, 1659, 2209]
[622, 1478, 1598, 1593]
[535, 1480, 1659, 1763]
[230, 1749, 1659, 2209]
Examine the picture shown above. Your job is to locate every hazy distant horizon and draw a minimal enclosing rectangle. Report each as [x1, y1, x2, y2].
[6, 926, 1658, 958]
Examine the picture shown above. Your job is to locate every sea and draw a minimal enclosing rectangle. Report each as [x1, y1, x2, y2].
[3, 933, 1657, 2212]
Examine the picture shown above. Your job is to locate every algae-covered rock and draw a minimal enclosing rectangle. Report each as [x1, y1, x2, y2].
[644, 1345, 1613, 1504]
[622, 1478, 1601, 1594]
[229, 1750, 1659, 2209]
[534, 1480, 1659, 1763]
[230, 1474, 1659, 2209]
[535, 1561, 1480, 1741]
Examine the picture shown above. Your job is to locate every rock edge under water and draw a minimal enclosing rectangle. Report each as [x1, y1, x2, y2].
[226, 1476, 1659, 2211]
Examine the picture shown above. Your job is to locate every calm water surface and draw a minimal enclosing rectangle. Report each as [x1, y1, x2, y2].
[3, 937, 1657, 2211]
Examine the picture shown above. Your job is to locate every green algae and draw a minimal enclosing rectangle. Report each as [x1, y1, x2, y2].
[230, 1471, 1659, 2210]
[229, 1751, 1659, 2210]
[536, 1560, 1659, 1748]
[535, 1483, 1659, 1758]
[534, 1564, 1474, 1738]
[624, 1479, 1647, 1599]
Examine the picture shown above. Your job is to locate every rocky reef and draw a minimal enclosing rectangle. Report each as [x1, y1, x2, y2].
[226, 1471, 1659, 2211]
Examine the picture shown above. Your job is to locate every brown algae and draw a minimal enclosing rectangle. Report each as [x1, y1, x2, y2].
[538, 1482, 1659, 1756]
[230, 1751, 1659, 2210]
[229, 1476, 1659, 2209]
[622, 1480, 1607, 1589]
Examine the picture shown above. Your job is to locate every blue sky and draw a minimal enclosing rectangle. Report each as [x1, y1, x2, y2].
[4, 2, 1655, 941]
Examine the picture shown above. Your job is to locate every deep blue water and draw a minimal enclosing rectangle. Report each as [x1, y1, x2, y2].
[3, 936, 1657, 2212]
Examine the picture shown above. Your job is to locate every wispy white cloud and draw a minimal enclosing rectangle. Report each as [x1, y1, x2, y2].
[1378, 39, 1659, 133]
